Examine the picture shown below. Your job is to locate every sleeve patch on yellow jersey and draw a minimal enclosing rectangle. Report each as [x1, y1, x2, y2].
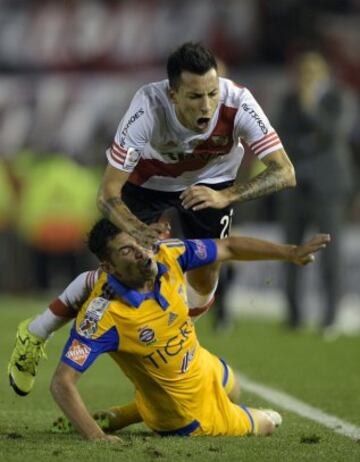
[65, 339, 91, 366]
[79, 297, 110, 338]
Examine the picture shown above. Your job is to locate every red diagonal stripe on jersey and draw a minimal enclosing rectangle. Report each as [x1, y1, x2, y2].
[250, 132, 278, 150]
[128, 104, 238, 185]
[255, 140, 282, 156]
[129, 158, 210, 185]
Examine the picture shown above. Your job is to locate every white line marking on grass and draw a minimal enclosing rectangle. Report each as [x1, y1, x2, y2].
[237, 373, 360, 440]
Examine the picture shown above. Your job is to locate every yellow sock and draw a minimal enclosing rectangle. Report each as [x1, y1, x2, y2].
[108, 401, 142, 430]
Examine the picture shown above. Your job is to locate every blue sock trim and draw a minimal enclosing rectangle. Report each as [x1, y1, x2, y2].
[240, 404, 255, 433]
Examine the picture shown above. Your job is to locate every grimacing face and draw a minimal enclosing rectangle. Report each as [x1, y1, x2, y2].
[169, 68, 220, 133]
[103, 233, 157, 288]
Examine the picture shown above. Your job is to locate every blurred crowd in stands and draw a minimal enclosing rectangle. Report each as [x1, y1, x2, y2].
[0, 0, 359, 298]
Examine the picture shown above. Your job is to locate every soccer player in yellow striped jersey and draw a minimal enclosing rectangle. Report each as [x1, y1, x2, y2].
[51, 219, 329, 441]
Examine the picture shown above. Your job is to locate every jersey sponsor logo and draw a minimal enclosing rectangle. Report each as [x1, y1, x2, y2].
[241, 103, 268, 135]
[121, 108, 145, 139]
[138, 326, 157, 345]
[79, 297, 109, 338]
[65, 339, 91, 366]
[143, 320, 193, 368]
[180, 345, 197, 373]
[189, 240, 208, 260]
[119, 108, 145, 149]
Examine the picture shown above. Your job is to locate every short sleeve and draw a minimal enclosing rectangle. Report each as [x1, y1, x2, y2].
[235, 88, 283, 160]
[61, 325, 119, 373]
[177, 239, 217, 272]
[107, 87, 153, 172]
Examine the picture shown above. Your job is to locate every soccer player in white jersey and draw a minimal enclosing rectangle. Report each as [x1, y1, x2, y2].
[8, 42, 295, 396]
[98, 42, 295, 315]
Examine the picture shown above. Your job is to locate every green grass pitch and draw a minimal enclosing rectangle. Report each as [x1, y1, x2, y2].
[1, 295, 359, 461]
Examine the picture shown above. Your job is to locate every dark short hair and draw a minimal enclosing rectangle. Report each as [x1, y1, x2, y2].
[87, 218, 120, 261]
[167, 42, 217, 89]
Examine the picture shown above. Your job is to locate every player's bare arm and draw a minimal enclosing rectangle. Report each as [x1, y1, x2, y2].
[230, 149, 296, 204]
[50, 362, 121, 442]
[97, 165, 167, 248]
[180, 149, 295, 211]
[215, 233, 330, 265]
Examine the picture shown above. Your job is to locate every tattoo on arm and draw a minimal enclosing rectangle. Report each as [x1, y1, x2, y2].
[98, 196, 124, 219]
[98, 196, 144, 231]
[233, 160, 292, 203]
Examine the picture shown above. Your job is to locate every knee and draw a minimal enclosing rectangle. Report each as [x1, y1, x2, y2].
[227, 380, 241, 403]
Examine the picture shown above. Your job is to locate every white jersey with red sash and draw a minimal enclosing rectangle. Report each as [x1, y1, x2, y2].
[107, 77, 283, 191]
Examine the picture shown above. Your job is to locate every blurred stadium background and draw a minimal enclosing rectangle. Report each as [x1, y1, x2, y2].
[0, 0, 359, 333]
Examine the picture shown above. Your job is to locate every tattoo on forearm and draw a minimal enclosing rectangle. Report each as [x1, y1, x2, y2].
[234, 161, 291, 203]
[99, 197, 124, 218]
[99, 196, 143, 231]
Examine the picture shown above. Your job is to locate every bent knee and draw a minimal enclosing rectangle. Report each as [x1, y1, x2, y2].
[227, 379, 241, 403]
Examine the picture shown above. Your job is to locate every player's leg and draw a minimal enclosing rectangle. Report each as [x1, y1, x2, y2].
[213, 355, 281, 434]
[246, 407, 281, 435]
[214, 356, 241, 403]
[8, 270, 99, 396]
[177, 182, 234, 317]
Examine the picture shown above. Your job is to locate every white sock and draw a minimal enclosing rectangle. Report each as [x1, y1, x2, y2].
[186, 279, 218, 309]
[28, 309, 69, 340]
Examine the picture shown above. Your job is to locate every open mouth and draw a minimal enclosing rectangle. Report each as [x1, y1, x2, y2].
[196, 117, 210, 130]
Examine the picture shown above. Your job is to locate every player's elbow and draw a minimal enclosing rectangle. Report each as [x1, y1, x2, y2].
[280, 162, 296, 190]
[96, 184, 115, 216]
[286, 163, 297, 188]
[96, 187, 106, 213]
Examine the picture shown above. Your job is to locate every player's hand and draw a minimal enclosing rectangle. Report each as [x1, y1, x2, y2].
[180, 186, 230, 211]
[131, 221, 170, 248]
[95, 434, 122, 443]
[291, 234, 330, 266]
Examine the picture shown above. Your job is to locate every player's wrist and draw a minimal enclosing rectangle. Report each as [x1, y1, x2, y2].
[86, 427, 106, 440]
[224, 186, 239, 205]
[286, 245, 298, 263]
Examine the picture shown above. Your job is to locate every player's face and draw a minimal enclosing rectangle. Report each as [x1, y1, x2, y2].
[105, 233, 158, 288]
[169, 68, 220, 133]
